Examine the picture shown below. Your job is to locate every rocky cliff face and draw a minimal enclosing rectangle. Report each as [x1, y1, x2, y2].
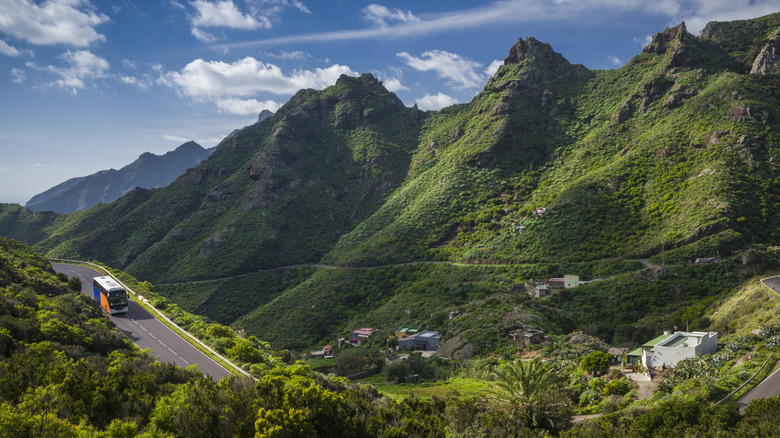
[25, 141, 214, 213]
[751, 28, 780, 74]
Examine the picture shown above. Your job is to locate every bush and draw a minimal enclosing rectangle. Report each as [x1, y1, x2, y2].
[581, 351, 611, 375]
[602, 379, 630, 396]
[385, 360, 411, 382]
[336, 348, 367, 375]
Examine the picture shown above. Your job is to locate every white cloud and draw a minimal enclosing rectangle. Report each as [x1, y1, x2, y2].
[50, 50, 109, 90]
[607, 55, 622, 66]
[0, 165, 7, 171]
[484, 59, 503, 76]
[11, 68, 25, 83]
[190, 0, 271, 29]
[122, 59, 137, 70]
[163, 57, 357, 97]
[34, 163, 56, 168]
[677, 0, 780, 34]
[191, 26, 219, 42]
[120, 75, 150, 90]
[286, 0, 311, 15]
[415, 93, 458, 111]
[226, 0, 780, 50]
[0, 0, 109, 47]
[162, 57, 356, 114]
[215, 97, 281, 115]
[0, 39, 19, 56]
[362, 4, 419, 27]
[265, 50, 310, 61]
[163, 133, 224, 145]
[382, 78, 408, 92]
[633, 34, 653, 47]
[398, 50, 484, 89]
[163, 134, 191, 143]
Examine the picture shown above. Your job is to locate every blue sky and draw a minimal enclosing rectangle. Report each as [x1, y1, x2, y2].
[1, 1, 779, 205]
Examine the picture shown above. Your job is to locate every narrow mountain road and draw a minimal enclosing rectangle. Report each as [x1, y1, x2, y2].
[637, 259, 663, 270]
[155, 258, 662, 287]
[762, 276, 780, 300]
[53, 263, 232, 380]
[737, 364, 780, 414]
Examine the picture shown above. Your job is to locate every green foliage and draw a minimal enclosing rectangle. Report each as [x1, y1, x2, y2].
[488, 359, 572, 431]
[581, 351, 611, 375]
[335, 348, 367, 375]
[601, 379, 630, 396]
[385, 353, 438, 383]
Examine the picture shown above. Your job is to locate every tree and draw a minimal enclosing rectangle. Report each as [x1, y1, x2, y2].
[488, 359, 571, 430]
[335, 348, 366, 375]
[581, 351, 611, 376]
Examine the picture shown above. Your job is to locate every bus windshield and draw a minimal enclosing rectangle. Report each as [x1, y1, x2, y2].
[108, 290, 127, 307]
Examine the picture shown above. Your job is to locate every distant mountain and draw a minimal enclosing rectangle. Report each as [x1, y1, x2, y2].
[25, 141, 215, 213]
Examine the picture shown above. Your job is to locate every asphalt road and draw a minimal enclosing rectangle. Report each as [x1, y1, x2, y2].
[763, 277, 780, 299]
[737, 364, 780, 414]
[52, 263, 232, 380]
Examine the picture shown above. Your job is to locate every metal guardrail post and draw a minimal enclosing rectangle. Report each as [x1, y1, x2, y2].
[715, 353, 774, 406]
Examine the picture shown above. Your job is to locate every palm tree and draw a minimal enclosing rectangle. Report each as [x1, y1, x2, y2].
[487, 359, 570, 430]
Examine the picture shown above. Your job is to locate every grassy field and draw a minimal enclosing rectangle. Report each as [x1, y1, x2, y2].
[709, 273, 780, 335]
[357, 374, 492, 399]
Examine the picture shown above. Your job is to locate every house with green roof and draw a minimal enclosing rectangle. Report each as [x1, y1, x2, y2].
[632, 331, 718, 370]
[395, 326, 422, 338]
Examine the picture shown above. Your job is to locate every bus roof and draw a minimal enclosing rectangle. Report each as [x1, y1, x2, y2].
[93, 276, 124, 291]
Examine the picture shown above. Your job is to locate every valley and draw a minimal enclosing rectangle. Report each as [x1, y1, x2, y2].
[2, 10, 780, 436]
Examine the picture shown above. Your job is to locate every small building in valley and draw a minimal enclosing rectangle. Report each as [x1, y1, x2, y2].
[350, 327, 376, 343]
[525, 283, 549, 298]
[398, 330, 440, 351]
[395, 326, 422, 338]
[310, 345, 334, 359]
[548, 274, 579, 290]
[509, 327, 545, 346]
[637, 331, 718, 369]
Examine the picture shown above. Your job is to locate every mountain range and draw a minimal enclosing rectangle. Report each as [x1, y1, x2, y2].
[2, 12, 780, 350]
[25, 141, 216, 214]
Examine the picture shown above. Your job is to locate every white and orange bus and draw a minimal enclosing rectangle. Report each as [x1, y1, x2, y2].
[92, 276, 129, 315]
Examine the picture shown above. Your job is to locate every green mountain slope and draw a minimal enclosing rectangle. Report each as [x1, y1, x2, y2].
[3, 13, 780, 350]
[329, 18, 780, 267]
[2, 74, 423, 283]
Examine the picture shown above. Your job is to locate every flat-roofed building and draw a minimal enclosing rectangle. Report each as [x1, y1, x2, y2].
[640, 331, 718, 369]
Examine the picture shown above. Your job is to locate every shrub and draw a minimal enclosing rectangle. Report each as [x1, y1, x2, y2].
[602, 379, 631, 396]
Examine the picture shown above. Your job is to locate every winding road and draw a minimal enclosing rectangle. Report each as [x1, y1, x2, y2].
[52, 263, 232, 380]
[737, 364, 780, 414]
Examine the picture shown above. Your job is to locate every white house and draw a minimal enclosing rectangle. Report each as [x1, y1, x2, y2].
[640, 331, 718, 369]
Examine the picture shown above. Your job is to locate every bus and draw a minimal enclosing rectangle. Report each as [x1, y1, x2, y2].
[92, 276, 129, 315]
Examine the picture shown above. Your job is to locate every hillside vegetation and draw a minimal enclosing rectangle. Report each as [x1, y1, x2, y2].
[2, 237, 780, 436]
[2, 13, 780, 350]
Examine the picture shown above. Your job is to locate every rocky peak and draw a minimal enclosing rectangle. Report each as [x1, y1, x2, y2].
[634, 22, 711, 73]
[487, 36, 587, 93]
[751, 28, 780, 75]
[257, 110, 274, 123]
[175, 141, 204, 152]
[504, 36, 570, 67]
[641, 22, 688, 56]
